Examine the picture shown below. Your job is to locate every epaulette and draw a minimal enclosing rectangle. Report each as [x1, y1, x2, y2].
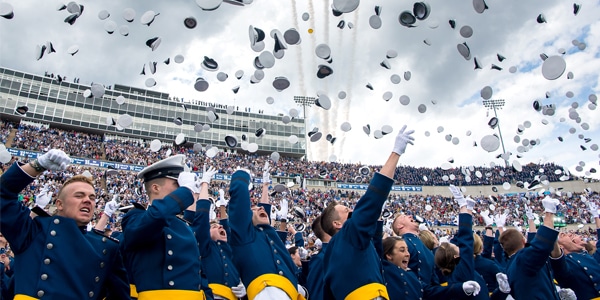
[92, 229, 120, 243]
[176, 215, 192, 225]
[132, 202, 146, 210]
[31, 206, 51, 217]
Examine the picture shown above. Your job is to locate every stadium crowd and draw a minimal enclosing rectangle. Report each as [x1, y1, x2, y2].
[1, 120, 600, 299]
[2, 121, 572, 186]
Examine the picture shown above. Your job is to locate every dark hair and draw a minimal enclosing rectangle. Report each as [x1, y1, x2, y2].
[499, 229, 524, 256]
[382, 236, 404, 260]
[434, 242, 459, 276]
[320, 201, 340, 237]
[288, 246, 299, 256]
[312, 215, 326, 241]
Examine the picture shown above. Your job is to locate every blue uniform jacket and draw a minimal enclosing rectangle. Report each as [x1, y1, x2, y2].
[595, 229, 600, 264]
[445, 214, 490, 300]
[121, 187, 205, 293]
[550, 251, 600, 299]
[195, 200, 241, 290]
[0, 162, 130, 300]
[306, 243, 328, 299]
[404, 233, 439, 285]
[382, 260, 423, 299]
[323, 172, 393, 299]
[505, 225, 560, 300]
[474, 255, 501, 292]
[227, 171, 299, 289]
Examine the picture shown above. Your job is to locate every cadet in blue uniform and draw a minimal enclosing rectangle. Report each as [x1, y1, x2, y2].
[0, 149, 130, 300]
[321, 125, 414, 300]
[228, 163, 305, 300]
[305, 215, 330, 300]
[393, 213, 440, 287]
[473, 233, 502, 292]
[121, 155, 209, 299]
[435, 186, 507, 300]
[499, 196, 562, 300]
[192, 177, 247, 300]
[549, 201, 600, 300]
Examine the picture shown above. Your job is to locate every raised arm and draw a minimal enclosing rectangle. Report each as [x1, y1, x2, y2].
[448, 186, 477, 281]
[123, 171, 199, 247]
[0, 150, 70, 253]
[344, 125, 414, 249]
[584, 199, 600, 263]
[227, 169, 255, 245]
[95, 196, 119, 232]
[518, 196, 560, 275]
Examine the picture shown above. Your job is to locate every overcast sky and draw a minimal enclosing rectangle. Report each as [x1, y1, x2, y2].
[1, 0, 599, 180]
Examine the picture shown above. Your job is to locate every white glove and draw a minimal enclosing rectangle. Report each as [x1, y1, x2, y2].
[541, 196, 560, 214]
[480, 210, 494, 226]
[392, 125, 415, 155]
[588, 201, 599, 219]
[200, 165, 217, 185]
[104, 199, 119, 218]
[277, 199, 289, 221]
[178, 172, 200, 194]
[525, 205, 535, 221]
[216, 189, 228, 207]
[449, 185, 467, 207]
[209, 203, 217, 220]
[494, 212, 507, 228]
[496, 273, 511, 293]
[262, 161, 271, 183]
[558, 288, 577, 300]
[37, 149, 71, 171]
[465, 197, 476, 211]
[419, 223, 428, 231]
[231, 281, 247, 298]
[462, 280, 481, 296]
[35, 189, 53, 208]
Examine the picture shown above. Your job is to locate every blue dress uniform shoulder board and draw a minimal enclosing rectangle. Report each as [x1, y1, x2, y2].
[132, 202, 146, 210]
[30, 206, 51, 217]
[176, 214, 192, 225]
[92, 229, 120, 243]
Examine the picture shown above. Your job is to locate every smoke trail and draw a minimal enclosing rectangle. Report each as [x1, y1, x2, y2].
[307, 0, 325, 161]
[291, 0, 306, 97]
[337, 9, 359, 160]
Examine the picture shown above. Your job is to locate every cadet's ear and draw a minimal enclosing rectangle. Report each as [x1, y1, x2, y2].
[55, 198, 64, 212]
[333, 220, 343, 230]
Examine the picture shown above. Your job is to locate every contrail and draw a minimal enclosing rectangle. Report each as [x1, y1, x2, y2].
[307, 0, 326, 161]
[291, 0, 306, 97]
[337, 9, 359, 160]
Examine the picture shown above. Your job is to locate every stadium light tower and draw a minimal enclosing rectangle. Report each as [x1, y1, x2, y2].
[482, 99, 509, 167]
[294, 96, 316, 161]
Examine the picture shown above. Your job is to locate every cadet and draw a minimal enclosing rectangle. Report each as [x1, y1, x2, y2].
[321, 125, 414, 299]
[305, 215, 330, 300]
[499, 196, 562, 300]
[548, 200, 600, 299]
[191, 173, 247, 300]
[121, 155, 209, 299]
[228, 163, 305, 300]
[0, 149, 130, 299]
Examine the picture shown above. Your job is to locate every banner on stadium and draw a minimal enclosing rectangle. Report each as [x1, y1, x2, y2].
[337, 183, 423, 192]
